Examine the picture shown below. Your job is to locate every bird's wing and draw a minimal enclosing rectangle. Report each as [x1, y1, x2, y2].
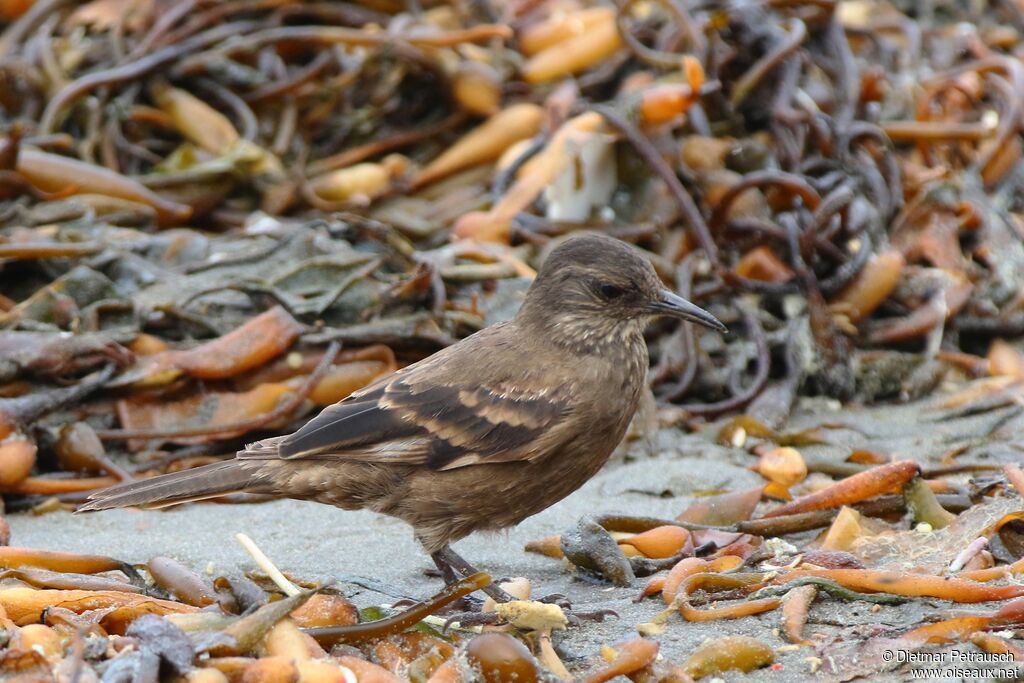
[240, 366, 572, 471]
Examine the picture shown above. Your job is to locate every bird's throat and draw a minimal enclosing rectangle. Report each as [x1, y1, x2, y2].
[527, 311, 645, 358]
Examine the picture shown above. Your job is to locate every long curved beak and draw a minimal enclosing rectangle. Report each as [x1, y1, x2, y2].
[648, 289, 727, 332]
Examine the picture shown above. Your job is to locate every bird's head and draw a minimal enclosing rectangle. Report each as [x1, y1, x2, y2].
[517, 233, 725, 348]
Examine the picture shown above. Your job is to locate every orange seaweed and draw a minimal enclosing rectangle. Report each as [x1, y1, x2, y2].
[761, 460, 920, 518]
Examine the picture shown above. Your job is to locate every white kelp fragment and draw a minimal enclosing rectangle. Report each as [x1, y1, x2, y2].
[543, 130, 616, 222]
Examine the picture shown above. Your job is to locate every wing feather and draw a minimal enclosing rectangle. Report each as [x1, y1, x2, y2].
[254, 369, 571, 470]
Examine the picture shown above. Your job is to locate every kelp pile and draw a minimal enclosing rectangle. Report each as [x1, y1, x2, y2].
[0, 536, 770, 679]
[2, 0, 1024, 424]
[530, 456, 1024, 679]
[4, 0, 1024, 678]
[0, 534, 785, 681]
[0, 541, 562, 681]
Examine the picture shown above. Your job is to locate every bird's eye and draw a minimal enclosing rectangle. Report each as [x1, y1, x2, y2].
[599, 283, 624, 300]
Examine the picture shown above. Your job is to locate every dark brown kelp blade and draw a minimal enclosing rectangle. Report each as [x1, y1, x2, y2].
[305, 572, 490, 646]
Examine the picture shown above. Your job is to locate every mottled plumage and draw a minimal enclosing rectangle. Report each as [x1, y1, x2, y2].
[80, 233, 724, 597]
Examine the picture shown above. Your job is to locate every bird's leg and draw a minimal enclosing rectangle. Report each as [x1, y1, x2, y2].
[430, 549, 486, 611]
[429, 550, 461, 586]
[432, 545, 516, 603]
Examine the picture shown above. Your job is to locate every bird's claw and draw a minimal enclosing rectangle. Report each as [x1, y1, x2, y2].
[563, 607, 618, 625]
[537, 592, 572, 609]
[442, 606, 616, 631]
[527, 594, 617, 625]
[536, 592, 615, 617]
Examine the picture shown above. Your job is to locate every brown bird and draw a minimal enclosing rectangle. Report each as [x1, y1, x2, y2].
[80, 233, 724, 602]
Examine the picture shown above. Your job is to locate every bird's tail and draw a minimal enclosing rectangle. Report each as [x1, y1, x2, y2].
[77, 460, 266, 513]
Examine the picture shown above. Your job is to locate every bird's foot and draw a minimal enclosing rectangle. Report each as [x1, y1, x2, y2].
[444, 586, 617, 626]
[442, 611, 503, 631]
[562, 607, 618, 625]
[448, 592, 486, 612]
[537, 592, 571, 609]
[429, 545, 616, 625]
[440, 604, 617, 630]
[536, 593, 617, 625]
